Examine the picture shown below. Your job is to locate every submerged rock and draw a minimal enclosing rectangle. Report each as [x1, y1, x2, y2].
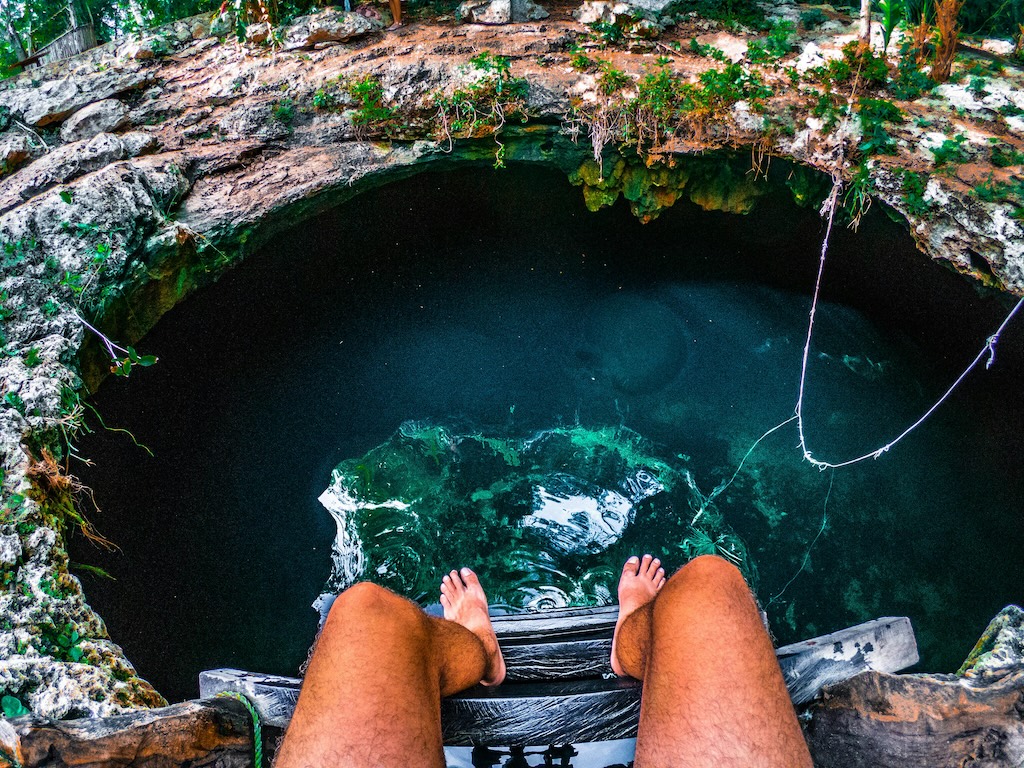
[581, 294, 688, 394]
[318, 422, 751, 611]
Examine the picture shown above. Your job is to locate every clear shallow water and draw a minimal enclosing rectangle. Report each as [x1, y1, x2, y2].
[74, 162, 1024, 704]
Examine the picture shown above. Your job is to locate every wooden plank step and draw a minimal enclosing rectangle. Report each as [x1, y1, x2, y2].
[199, 616, 918, 745]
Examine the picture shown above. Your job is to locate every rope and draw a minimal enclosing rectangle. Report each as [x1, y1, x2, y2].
[794, 177, 1024, 470]
[216, 692, 263, 768]
[690, 415, 798, 525]
[766, 469, 834, 608]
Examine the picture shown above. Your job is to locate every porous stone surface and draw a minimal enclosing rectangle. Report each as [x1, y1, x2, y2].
[59, 99, 130, 143]
[459, 0, 550, 23]
[0, 1, 1022, 721]
[281, 8, 381, 49]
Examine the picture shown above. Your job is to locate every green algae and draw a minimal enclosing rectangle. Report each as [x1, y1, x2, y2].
[320, 422, 755, 608]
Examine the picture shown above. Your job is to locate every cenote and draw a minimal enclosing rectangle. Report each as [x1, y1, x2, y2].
[71, 157, 1024, 706]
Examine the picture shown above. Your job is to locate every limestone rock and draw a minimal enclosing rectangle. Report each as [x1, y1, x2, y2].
[118, 36, 162, 60]
[282, 9, 378, 50]
[574, 0, 677, 27]
[459, 0, 512, 23]
[795, 41, 826, 72]
[0, 533, 21, 565]
[209, 10, 236, 37]
[7, 698, 252, 766]
[458, 0, 549, 23]
[573, 0, 663, 34]
[59, 99, 130, 143]
[0, 69, 151, 128]
[245, 21, 271, 44]
[119, 131, 160, 157]
[0, 133, 131, 215]
[0, 134, 33, 175]
[958, 605, 1024, 683]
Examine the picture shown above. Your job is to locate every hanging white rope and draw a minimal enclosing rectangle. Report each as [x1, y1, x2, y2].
[794, 177, 1024, 470]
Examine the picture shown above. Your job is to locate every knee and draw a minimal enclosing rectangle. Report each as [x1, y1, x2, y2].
[329, 582, 425, 629]
[679, 554, 745, 584]
[661, 554, 747, 599]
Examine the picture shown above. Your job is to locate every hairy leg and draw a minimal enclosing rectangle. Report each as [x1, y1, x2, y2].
[613, 555, 813, 768]
[276, 572, 504, 768]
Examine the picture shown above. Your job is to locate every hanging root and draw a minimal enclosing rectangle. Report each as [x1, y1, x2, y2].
[25, 448, 119, 551]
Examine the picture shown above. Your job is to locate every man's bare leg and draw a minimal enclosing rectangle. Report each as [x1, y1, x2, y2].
[275, 569, 505, 768]
[612, 554, 813, 768]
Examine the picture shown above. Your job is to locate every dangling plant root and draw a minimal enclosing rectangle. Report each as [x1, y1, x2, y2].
[25, 448, 119, 552]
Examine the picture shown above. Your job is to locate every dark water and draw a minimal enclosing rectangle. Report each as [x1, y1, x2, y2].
[73, 161, 1024, 704]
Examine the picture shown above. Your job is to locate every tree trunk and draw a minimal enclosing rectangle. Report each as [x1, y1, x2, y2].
[0, 9, 29, 60]
[859, 0, 872, 44]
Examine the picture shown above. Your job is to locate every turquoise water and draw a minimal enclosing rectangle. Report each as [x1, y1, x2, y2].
[75, 161, 1024, 705]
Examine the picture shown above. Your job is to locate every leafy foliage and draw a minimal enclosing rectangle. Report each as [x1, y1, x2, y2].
[876, 0, 904, 52]
[746, 20, 796, 64]
[857, 97, 903, 156]
[431, 51, 529, 168]
[931, 133, 969, 167]
[1, 695, 29, 718]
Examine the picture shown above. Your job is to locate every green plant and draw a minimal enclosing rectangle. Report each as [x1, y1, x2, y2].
[810, 90, 844, 132]
[24, 346, 41, 367]
[587, 19, 626, 47]
[0, 291, 14, 322]
[1, 238, 36, 269]
[974, 174, 1024, 210]
[689, 38, 728, 61]
[843, 162, 874, 227]
[931, 133, 969, 167]
[857, 97, 903, 155]
[3, 391, 26, 416]
[842, 41, 889, 86]
[890, 38, 935, 99]
[597, 61, 632, 95]
[431, 52, 529, 168]
[899, 168, 931, 216]
[42, 298, 61, 317]
[271, 98, 295, 126]
[311, 88, 338, 110]
[877, 0, 905, 51]
[1, 695, 29, 718]
[569, 46, 595, 70]
[800, 8, 828, 28]
[342, 74, 400, 138]
[991, 143, 1024, 168]
[746, 20, 796, 64]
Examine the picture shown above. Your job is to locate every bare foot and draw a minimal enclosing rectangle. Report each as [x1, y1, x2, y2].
[611, 554, 666, 677]
[440, 568, 507, 686]
[386, 21, 403, 29]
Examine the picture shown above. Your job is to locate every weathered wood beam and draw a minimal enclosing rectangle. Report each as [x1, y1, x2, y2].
[803, 669, 1024, 768]
[199, 616, 919, 745]
[1, 697, 254, 768]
